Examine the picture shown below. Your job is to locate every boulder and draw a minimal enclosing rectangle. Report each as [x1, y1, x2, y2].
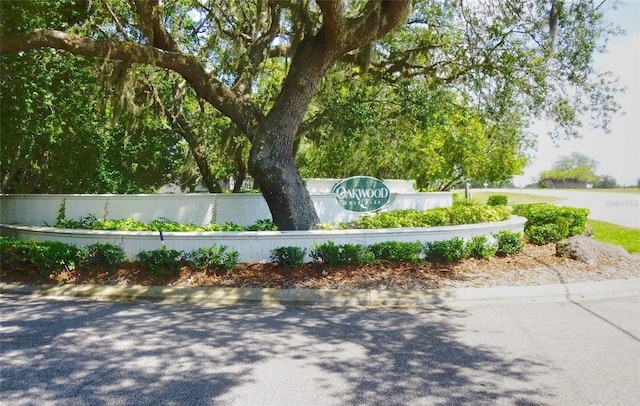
[556, 235, 630, 265]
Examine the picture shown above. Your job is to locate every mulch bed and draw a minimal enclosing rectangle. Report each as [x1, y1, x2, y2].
[2, 244, 639, 290]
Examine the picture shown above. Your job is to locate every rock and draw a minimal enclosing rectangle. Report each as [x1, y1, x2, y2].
[556, 235, 630, 265]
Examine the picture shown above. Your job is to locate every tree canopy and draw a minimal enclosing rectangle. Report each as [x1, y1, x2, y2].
[0, 0, 622, 228]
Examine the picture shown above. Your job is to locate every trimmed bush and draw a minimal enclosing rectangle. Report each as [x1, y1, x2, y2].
[271, 246, 306, 267]
[368, 241, 423, 262]
[493, 230, 525, 255]
[465, 235, 498, 259]
[424, 237, 467, 262]
[0, 237, 84, 275]
[136, 247, 185, 276]
[487, 195, 508, 206]
[83, 243, 126, 269]
[512, 204, 589, 244]
[311, 241, 374, 265]
[188, 245, 239, 271]
[347, 205, 511, 229]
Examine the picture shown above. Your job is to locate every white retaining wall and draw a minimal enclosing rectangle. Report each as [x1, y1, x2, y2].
[0, 216, 526, 263]
[0, 192, 452, 226]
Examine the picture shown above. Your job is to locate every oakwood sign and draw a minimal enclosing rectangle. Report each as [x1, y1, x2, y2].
[331, 176, 391, 213]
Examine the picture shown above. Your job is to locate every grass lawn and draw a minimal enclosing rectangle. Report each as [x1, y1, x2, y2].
[587, 220, 640, 253]
[466, 191, 564, 205]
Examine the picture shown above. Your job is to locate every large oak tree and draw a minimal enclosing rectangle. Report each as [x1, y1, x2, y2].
[0, 0, 621, 229]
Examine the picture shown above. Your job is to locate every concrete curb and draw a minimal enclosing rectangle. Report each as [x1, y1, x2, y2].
[2, 279, 639, 308]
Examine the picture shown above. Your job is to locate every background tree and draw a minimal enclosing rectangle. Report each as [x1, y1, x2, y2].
[538, 152, 600, 187]
[1, 0, 622, 228]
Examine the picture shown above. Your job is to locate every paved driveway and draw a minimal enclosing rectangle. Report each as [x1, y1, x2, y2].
[494, 189, 640, 229]
[2, 294, 639, 405]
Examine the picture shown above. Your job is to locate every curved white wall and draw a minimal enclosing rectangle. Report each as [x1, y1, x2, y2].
[0, 216, 526, 263]
[0, 192, 452, 226]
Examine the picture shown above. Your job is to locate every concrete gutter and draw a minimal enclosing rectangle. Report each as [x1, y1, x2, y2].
[2, 279, 639, 309]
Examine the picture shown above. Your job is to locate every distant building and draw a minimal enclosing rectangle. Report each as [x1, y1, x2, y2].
[545, 179, 589, 189]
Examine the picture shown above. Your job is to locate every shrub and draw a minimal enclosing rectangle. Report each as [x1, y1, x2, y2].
[83, 243, 126, 269]
[487, 195, 508, 206]
[136, 247, 185, 276]
[245, 219, 278, 231]
[493, 230, 524, 255]
[348, 205, 511, 229]
[424, 237, 467, 262]
[0, 237, 84, 275]
[311, 241, 374, 265]
[271, 246, 306, 267]
[368, 241, 423, 262]
[513, 204, 589, 244]
[465, 235, 498, 259]
[188, 245, 239, 271]
[453, 197, 481, 207]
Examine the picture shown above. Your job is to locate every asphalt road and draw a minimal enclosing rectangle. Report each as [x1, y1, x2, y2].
[1, 294, 639, 405]
[492, 188, 640, 229]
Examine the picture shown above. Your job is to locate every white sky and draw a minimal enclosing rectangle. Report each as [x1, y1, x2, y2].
[513, 0, 640, 187]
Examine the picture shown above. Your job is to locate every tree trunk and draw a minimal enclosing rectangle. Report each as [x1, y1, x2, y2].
[248, 35, 332, 230]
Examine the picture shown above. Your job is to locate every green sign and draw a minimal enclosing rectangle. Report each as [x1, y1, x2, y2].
[331, 176, 390, 213]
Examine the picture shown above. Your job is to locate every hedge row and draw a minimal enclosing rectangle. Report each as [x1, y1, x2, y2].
[0, 237, 238, 277]
[271, 230, 525, 267]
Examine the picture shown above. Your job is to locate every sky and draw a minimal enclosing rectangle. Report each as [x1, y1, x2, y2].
[513, 0, 640, 187]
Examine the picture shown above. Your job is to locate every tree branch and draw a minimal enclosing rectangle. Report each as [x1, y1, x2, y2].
[1, 29, 264, 140]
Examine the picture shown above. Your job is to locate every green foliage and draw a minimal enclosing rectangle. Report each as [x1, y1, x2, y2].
[188, 246, 239, 271]
[453, 198, 482, 207]
[83, 243, 126, 269]
[513, 204, 589, 244]
[424, 238, 467, 263]
[465, 235, 498, 259]
[487, 195, 508, 206]
[311, 241, 374, 266]
[245, 219, 278, 231]
[136, 247, 184, 276]
[367, 241, 423, 262]
[51, 214, 278, 233]
[493, 230, 525, 255]
[270, 246, 307, 267]
[347, 206, 511, 229]
[0, 237, 83, 275]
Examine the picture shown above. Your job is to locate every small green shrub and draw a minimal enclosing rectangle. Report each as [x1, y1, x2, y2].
[368, 241, 423, 262]
[424, 237, 467, 262]
[311, 241, 374, 265]
[245, 219, 279, 231]
[465, 235, 498, 259]
[0, 238, 84, 275]
[271, 246, 306, 267]
[83, 243, 126, 269]
[136, 247, 184, 276]
[487, 195, 508, 206]
[493, 230, 524, 255]
[453, 197, 481, 207]
[188, 245, 239, 271]
[512, 204, 589, 244]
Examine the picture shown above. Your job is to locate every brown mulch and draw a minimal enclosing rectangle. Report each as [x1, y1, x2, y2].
[2, 244, 639, 290]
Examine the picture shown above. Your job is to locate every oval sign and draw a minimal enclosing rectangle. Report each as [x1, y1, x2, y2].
[331, 176, 390, 213]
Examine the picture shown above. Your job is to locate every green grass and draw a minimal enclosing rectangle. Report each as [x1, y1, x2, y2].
[587, 220, 640, 253]
[469, 191, 564, 205]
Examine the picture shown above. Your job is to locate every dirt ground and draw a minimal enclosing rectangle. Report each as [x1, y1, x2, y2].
[2, 243, 639, 290]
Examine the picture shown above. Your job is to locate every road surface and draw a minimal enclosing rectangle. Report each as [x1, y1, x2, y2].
[1, 294, 639, 405]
